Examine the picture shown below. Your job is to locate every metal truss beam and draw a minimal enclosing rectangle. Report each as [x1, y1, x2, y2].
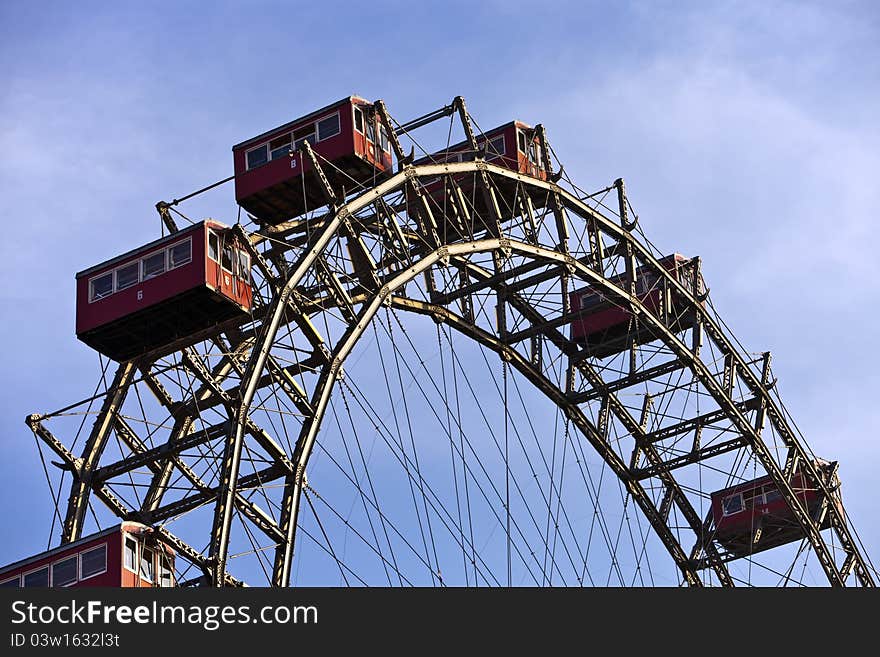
[502, 238, 856, 585]
[390, 293, 706, 586]
[95, 420, 229, 482]
[26, 415, 243, 586]
[452, 158, 869, 583]
[61, 362, 137, 543]
[146, 464, 287, 524]
[632, 436, 749, 480]
[242, 158, 872, 585]
[232, 233, 710, 587]
[31, 154, 874, 588]
[566, 358, 687, 402]
[640, 400, 757, 446]
[443, 252, 732, 585]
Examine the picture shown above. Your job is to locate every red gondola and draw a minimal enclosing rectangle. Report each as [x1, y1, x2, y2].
[0, 522, 175, 588]
[410, 121, 548, 235]
[710, 461, 841, 557]
[233, 96, 393, 224]
[569, 253, 704, 358]
[76, 220, 253, 362]
[415, 120, 546, 179]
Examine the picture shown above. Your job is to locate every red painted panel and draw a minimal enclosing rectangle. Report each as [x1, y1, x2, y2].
[352, 108, 392, 171]
[353, 127, 367, 159]
[711, 472, 820, 535]
[513, 123, 547, 180]
[76, 225, 206, 334]
[233, 97, 391, 205]
[76, 220, 251, 338]
[0, 522, 175, 588]
[234, 105, 354, 202]
[568, 255, 684, 343]
[412, 121, 547, 207]
[206, 241, 253, 309]
[414, 122, 533, 172]
[501, 125, 520, 172]
[0, 535, 117, 587]
[570, 290, 664, 341]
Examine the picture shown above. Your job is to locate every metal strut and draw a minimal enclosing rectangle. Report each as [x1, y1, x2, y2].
[29, 112, 874, 588]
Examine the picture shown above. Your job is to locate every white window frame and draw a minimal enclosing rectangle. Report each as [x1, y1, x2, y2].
[528, 140, 539, 165]
[747, 489, 766, 507]
[167, 237, 193, 270]
[353, 106, 365, 135]
[139, 546, 155, 583]
[88, 235, 195, 304]
[721, 493, 744, 516]
[114, 260, 141, 292]
[123, 536, 139, 576]
[636, 272, 659, 296]
[764, 487, 783, 504]
[580, 292, 602, 311]
[88, 271, 114, 303]
[0, 575, 21, 587]
[157, 552, 175, 588]
[517, 129, 527, 154]
[51, 554, 79, 587]
[22, 565, 50, 588]
[141, 249, 167, 282]
[220, 243, 235, 274]
[316, 112, 341, 141]
[245, 143, 269, 171]
[377, 125, 390, 153]
[79, 543, 108, 582]
[293, 119, 317, 150]
[268, 133, 293, 161]
[208, 230, 220, 263]
[482, 134, 505, 158]
[246, 110, 344, 173]
[294, 135, 314, 152]
[237, 249, 251, 282]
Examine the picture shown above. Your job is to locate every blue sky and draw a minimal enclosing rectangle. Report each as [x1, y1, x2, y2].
[1, 1, 878, 580]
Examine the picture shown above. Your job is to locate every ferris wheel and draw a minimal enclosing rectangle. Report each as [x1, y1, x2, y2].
[24, 95, 876, 587]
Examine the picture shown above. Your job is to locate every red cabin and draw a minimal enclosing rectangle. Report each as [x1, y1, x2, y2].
[414, 121, 547, 180]
[233, 96, 393, 224]
[569, 254, 704, 358]
[411, 121, 548, 235]
[710, 461, 841, 557]
[0, 522, 175, 588]
[76, 220, 253, 362]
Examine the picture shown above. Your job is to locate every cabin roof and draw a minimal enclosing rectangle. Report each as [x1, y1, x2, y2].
[711, 459, 835, 499]
[569, 254, 689, 295]
[414, 120, 532, 164]
[0, 522, 148, 577]
[711, 474, 776, 499]
[75, 220, 225, 279]
[232, 95, 370, 151]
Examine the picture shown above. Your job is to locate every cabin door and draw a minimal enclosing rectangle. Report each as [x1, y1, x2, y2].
[527, 141, 540, 178]
[218, 238, 237, 299]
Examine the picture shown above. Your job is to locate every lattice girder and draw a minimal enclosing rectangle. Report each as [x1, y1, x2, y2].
[28, 139, 874, 588]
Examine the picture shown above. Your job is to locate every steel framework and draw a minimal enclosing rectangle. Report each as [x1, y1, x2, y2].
[26, 96, 875, 587]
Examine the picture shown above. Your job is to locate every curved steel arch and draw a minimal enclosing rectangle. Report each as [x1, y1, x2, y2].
[205, 158, 871, 586]
[29, 134, 875, 587]
[259, 237, 719, 587]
